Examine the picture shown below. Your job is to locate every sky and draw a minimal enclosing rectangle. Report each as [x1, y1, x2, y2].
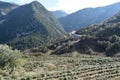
[1, 0, 120, 13]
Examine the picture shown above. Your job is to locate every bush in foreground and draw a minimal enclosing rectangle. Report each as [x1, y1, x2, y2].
[0, 44, 22, 74]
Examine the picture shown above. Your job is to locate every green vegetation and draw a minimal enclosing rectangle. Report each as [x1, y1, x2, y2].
[74, 12, 120, 56]
[0, 1, 120, 80]
[0, 45, 119, 80]
[0, 44, 23, 74]
[0, 53, 120, 80]
[0, 1, 66, 50]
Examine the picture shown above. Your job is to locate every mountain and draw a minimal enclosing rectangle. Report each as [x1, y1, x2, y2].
[59, 2, 120, 32]
[47, 11, 120, 57]
[107, 11, 120, 23]
[0, 1, 66, 50]
[0, 1, 18, 17]
[52, 10, 68, 18]
[74, 11, 120, 56]
[76, 11, 120, 36]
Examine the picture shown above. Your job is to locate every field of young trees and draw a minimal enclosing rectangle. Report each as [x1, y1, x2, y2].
[20, 56, 120, 80]
[0, 45, 120, 80]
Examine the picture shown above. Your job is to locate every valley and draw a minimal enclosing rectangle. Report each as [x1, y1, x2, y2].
[0, 0, 120, 80]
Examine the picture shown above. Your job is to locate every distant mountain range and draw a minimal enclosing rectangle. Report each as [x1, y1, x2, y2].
[76, 11, 120, 36]
[50, 11, 120, 56]
[1, 0, 120, 55]
[75, 11, 120, 56]
[0, 1, 66, 50]
[59, 2, 120, 32]
[52, 10, 68, 18]
[0, 1, 18, 17]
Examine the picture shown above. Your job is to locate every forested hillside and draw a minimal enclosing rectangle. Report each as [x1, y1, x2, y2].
[0, 1, 66, 50]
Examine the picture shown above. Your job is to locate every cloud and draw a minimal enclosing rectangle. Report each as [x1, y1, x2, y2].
[1, 0, 34, 5]
[16, 0, 33, 4]
[1, 0, 120, 13]
[48, 0, 120, 13]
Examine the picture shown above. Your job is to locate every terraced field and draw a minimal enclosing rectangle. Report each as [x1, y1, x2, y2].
[1, 55, 120, 80]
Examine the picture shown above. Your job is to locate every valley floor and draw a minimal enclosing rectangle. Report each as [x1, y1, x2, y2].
[0, 55, 120, 80]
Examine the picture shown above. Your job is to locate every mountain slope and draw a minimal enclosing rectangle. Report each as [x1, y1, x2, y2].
[0, 1, 18, 17]
[59, 2, 120, 32]
[74, 11, 120, 56]
[48, 11, 120, 56]
[76, 11, 120, 36]
[0, 1, 66, 50]
[107, 11, 120, 23]
[52, 10, 68, 18]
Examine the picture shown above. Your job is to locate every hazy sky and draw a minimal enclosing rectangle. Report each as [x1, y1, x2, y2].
[1, 0, 120, 13]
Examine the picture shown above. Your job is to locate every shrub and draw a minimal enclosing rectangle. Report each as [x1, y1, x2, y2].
[106, 42, 120, 56]
[0, 44, 22, 74]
